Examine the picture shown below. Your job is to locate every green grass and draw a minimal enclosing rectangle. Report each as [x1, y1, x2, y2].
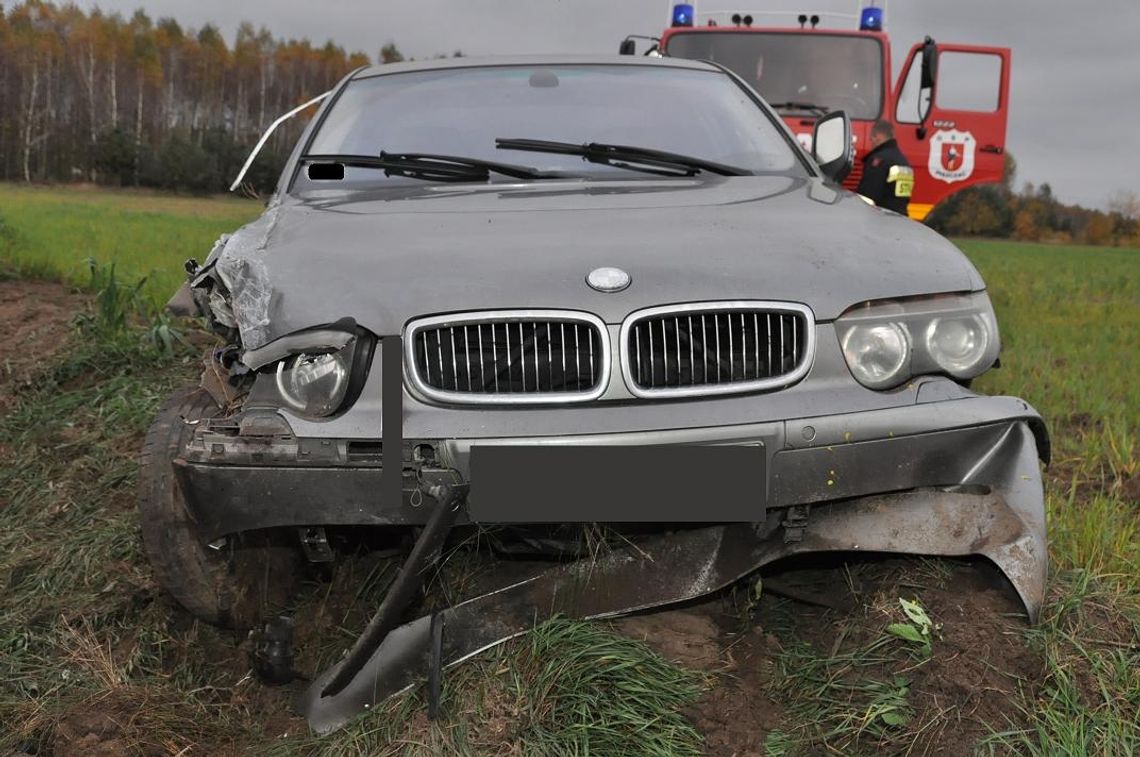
[964, 239, 1139, 437]
[0, 324, 251, 752]
[0, 183, 259, 308]
[980, 572, 1140, 756]
[768, 627, 920, 748]
[285, 619, 707, 756]
[0, 190, 1137, 754]
[964, 240, 1140, 591]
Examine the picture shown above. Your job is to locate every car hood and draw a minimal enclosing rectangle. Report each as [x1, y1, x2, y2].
[213, 176, 983, 347]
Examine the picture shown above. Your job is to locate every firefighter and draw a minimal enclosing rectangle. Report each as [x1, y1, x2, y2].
[856, 120, 914, 215]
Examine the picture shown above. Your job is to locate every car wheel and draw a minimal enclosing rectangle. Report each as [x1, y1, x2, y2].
[138, 386, 298, 628]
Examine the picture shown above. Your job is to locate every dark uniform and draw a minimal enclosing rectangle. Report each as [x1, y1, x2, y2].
[855, 138, 914, 216]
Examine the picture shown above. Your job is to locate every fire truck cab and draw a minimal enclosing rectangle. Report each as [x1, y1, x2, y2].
[624, 4, 1011, 220]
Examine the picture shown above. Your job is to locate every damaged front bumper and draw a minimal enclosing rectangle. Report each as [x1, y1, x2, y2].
[176, 389, 1048, 611]
[172, 387, 1048, 731]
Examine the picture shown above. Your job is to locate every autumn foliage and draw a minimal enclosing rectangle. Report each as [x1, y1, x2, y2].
[925, 155, 1139, 248]
[0, 1, 374, 192]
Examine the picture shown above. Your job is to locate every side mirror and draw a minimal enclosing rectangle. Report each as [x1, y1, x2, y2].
[811, 110, 853, 183]
[920, 36, 939, 90]
[619, 39, 636, 56]
[915, 37, 939, 138]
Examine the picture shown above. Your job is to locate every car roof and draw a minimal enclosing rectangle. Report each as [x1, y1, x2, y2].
[352, 54, 721, 80]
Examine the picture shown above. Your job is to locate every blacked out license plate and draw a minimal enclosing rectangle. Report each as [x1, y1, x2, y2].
[467, 444, 765, 523]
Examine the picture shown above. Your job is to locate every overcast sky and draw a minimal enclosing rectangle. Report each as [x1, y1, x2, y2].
[77, 0, 1139, 209]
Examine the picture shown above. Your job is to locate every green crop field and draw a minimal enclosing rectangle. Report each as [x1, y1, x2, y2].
[0, 185, 1137, 755]
[0, 183, 260, 307]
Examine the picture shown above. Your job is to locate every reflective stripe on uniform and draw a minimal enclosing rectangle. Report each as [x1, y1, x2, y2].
[887, 165, 915, 199]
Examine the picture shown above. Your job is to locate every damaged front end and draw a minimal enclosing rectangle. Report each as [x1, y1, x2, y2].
[292, 408, 1047, 733]
[173, 208, 282, 353]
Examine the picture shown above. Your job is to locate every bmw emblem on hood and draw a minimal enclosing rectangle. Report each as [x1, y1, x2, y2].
[586, 267, 631, 293]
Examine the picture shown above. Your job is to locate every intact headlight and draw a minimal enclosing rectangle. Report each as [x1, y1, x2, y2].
[272, 338, 362, 417]
[837, 292, 1000, 390]
[842, 322, 910, 389]
[925, 314, 992, 375]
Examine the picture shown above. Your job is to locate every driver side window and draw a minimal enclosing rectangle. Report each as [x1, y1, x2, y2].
[895, 52, 931, 124]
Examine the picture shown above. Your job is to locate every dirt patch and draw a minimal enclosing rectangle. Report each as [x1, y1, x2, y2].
[692, 626, 786, 756]
[616, 608, 726, 670]
[607, 557, 1039, 756]
[50, 682, 299, 755]
[614, 606, 786, 754]
[0, 279, 87, 410]
[1117, 471, 1140, 504]
[913, 566, 1042, 722]
[53, 687, 206, 756]
[53, 702, 134, 757]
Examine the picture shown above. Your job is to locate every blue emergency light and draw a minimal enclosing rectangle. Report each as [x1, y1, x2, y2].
[859, 7, 884, 31]
[672, 4, 695, 27]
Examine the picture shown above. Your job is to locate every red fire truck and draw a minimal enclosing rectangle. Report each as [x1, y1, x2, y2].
[622, 4, 1011, 220]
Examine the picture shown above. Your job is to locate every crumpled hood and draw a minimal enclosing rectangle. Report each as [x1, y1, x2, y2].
[211, 176, 983, 348]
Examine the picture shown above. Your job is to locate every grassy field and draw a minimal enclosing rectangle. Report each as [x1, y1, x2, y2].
[0, 186, 1137, 755]
[0, 183, 259, 308]
[963, 240, 1139, 587]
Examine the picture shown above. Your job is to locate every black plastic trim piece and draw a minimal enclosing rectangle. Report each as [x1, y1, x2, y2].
[381, 335, 403, 510]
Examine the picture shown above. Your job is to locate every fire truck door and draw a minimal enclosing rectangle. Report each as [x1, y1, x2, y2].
[893, 41, 1012, 220]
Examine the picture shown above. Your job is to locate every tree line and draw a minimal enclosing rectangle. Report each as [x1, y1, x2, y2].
[923, 156, 1138, 247]
[0, 1, 385, 193]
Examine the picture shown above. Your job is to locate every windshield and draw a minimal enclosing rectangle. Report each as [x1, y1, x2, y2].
[665, 32, 883, 120]
[301, 64, 804, 187]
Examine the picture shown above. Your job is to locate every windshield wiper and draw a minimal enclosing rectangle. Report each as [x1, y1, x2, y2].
[495, 139, 749, 177]
[301, 152, 563, 183]
[768, 101, 829, 116]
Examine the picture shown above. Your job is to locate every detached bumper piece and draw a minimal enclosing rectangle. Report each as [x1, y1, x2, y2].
[298, 420, 1047, 733]
[319, 469, 468, 699]
[297, 523, 772, 733]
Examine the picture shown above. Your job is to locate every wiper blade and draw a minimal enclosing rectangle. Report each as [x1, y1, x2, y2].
[768, 101, 829, 115]
[301, 152, 562, 183]
[495, 139, 749, 177]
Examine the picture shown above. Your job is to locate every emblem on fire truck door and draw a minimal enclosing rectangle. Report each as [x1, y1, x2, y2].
[928, 129, 977, 184]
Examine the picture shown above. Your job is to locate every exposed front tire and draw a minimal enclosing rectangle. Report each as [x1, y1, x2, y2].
[138, 386, 297, 628]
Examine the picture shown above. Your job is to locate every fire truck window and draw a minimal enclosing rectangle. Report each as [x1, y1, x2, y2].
[664, 32, 884, 120]
[895, 53, 930, 125]
[934, 52, 1002, 112]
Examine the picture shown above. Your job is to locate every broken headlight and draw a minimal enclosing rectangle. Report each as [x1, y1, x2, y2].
[252, 332, 374, 418]
[837, 292, 1000, 390]
[277, 349, 352, 416]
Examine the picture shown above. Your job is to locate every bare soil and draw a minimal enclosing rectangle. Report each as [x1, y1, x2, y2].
[618, 606, 784, 756]
[612, 557, 1038, 757]
[52, 688, 186, 757]
[0, 278, 87, 411]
